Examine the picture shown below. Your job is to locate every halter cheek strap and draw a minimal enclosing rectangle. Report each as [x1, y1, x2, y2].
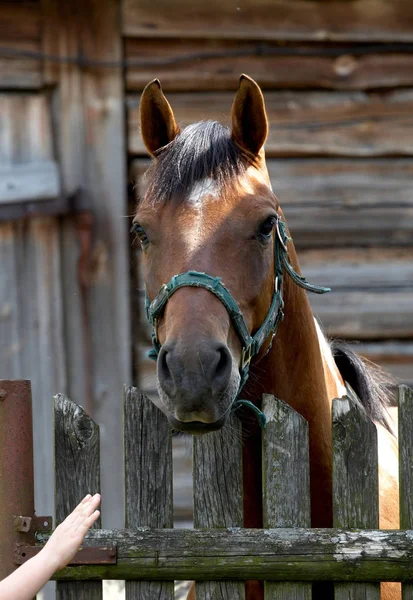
[145, 217, 330, 428]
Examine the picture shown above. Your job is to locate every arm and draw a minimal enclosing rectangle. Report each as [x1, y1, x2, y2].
[0, 493, 100, 600]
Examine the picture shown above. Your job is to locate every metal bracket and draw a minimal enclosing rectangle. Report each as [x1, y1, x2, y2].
[14, 544, 117, 566]
[14, 516, 32, 533]
[13, 515, 53, 533]
[33, 516, 53, 532]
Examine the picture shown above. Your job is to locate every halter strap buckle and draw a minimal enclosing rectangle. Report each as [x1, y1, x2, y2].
[241, 344, 253, 370]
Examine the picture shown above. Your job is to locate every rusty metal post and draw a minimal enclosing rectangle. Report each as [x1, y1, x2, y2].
[0, 380, 35, 580]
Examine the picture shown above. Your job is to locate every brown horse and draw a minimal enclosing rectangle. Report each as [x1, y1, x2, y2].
[135, 75, 399, 600]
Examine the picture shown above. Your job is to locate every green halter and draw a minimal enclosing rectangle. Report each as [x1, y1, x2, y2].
[145, 217, 330, 428]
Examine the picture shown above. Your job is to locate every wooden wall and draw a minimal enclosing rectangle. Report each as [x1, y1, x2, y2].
[125, 0, 413, 390]
[0, 0, 130, 561]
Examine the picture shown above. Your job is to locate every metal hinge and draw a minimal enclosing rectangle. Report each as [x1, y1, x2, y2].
[14, 544, 117, 566]
[14, 515, 53, 533]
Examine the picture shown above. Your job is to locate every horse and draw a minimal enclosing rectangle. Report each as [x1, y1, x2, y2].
[135, 74, 399, 600]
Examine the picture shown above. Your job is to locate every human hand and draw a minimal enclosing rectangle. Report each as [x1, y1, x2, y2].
[42, 493, 101, 571]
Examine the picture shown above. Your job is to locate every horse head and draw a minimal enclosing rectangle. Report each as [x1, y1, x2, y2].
[135, 75, 282, 434]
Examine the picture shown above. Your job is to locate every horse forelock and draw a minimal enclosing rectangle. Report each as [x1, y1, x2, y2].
[142, 120, 247, 205]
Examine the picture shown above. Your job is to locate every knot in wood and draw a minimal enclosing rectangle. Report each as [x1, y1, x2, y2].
[334, 55, 357, 78]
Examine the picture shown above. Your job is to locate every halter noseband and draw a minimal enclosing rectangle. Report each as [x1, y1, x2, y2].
[145, 217, 330, 427]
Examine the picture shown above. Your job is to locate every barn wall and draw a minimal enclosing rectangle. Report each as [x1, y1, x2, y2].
[0, 0, 130, 554]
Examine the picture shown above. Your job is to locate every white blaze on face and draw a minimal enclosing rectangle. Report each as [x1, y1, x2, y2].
[184, 178, 220, 253]
[187, 178, 219, 206]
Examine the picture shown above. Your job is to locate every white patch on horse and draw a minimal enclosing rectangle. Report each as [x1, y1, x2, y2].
[314, 318, 347, 398]
[187, 178, 219, 206]
[184, 178, 220, 252]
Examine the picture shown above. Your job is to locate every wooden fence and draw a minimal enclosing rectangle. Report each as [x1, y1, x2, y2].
[5, 382, 413, 599]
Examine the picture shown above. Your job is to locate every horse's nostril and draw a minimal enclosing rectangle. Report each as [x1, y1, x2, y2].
[158, 346, 175, 396]
[212, 345, 232, 392]
[216, 347, 229, 378]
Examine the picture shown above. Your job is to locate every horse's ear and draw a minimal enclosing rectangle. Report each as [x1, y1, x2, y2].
[231, 74, 268, 156]
[140, 79, 179, 156]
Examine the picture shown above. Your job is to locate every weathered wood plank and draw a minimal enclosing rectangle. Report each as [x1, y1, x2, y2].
[300, 248, 413, 339]
[0, 94, 53, 163]
[399, 385, 413, 600]
[123, 387, 174, 600]
[309, 290, 413, 340]
[0, 88, 66, 600]
[131, 158, 413, 247]
[126, 39, 413, 93]
[262, 395, 311, 600]
[123, 0, 413, 42]
[0, 162, 60, 205]
[0, 3, 42, 89]
[128, 89, 413, 156]
[193, 414, 245, 599]
[42, 0, 130, 530]
[54, 394, 102, 599]
[38, 526, 413, 581]
[333, 394, 380, 599]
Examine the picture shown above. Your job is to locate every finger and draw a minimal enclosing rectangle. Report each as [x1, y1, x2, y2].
[77, 510, 100, 535]
[65, 495, 95, 527]
[72, 494, 101, 530]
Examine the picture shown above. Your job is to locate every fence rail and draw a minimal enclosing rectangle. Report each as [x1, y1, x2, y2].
[2, 381, 413, 598]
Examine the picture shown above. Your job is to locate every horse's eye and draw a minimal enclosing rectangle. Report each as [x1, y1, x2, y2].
[131, 222, 149, 248]
[258, 216, 277, 239]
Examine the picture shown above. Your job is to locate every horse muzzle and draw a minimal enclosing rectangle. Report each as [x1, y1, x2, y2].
[156, 339, 238, 431]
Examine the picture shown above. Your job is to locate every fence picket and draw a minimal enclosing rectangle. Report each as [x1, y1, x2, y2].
[333, 393, 380, 600]
[193, 412, 245, 599]
[399, 384, 413, 600]
[123, 387, 174, 600]
[54, 394, 102, 600]
[262, 394, 312, 600]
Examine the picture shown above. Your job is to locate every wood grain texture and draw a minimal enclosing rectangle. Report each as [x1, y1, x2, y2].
[0, 161, 60, 205]
[44, 526, 413, 582]
[262, 395, 311, 600]
[123, 387, 174, 600]
[333, 394, 380, 599]
[128, 89, 413, 156]
[42, 0, 130, 530]
[0, 2, 42, 89]
[193, 414, 245, 599]
[123, 0, 413, 42]
[399, 385, 413, 600]
[126, 39, 413, 93]
[0, 92, 66, 597]
[54, 393, 102, 600]
[300, 248, 413, 339]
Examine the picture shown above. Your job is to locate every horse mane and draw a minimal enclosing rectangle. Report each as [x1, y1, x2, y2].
[142, 121, 246, 204]
[330, 339, 396, 433]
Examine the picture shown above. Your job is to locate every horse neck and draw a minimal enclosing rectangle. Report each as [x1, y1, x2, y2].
[243, 234, 334, 528]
